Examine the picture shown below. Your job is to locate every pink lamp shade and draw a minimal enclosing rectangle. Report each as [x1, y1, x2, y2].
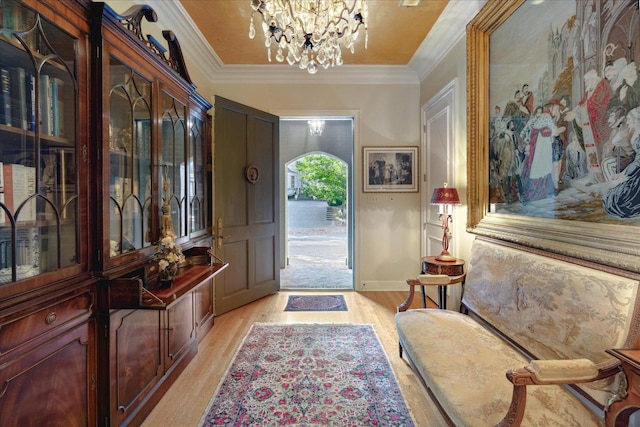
[430, 187, 461, 205]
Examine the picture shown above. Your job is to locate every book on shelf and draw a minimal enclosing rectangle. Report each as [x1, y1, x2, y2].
[51, 77, 64, 137]
[9, 66, 27, 130]
[1, 1, 17, 31]
[24, 165, 35, 221]
[1, 1, 36, 48]
[0, 161, 4, 224]
[39, 74, 51, 135]
[2, 163, 36, 223]
[0, 67, 11, 126]
[26, 71, 35, 131]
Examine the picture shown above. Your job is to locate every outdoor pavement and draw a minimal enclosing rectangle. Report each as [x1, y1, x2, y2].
[281, 200, 352, 290]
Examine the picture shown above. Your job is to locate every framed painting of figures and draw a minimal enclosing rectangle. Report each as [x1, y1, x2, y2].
[467, 0, 640, 272]
[363, 147, 418, 192]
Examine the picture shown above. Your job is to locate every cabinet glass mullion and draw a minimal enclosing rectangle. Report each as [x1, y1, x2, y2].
[189, 115, 205, 234]
[0, 0, 79, 283]
[108, 58, 152, 257]
[160, 92, 186, 238]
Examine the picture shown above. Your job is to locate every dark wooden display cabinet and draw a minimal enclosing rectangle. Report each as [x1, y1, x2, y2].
[0, 0, 97, 425]
[90, 3, 225, 426]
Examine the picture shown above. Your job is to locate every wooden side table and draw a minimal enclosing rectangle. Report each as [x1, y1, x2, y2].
[422, 256, 465, 310]
[397, 256, 465, 312]
[605, 349, 640, 426]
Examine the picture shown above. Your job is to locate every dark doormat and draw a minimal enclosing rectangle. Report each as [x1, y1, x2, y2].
[284, 294, 348, 312]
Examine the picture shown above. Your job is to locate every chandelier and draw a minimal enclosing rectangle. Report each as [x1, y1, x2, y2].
[308, 119, 325, 135]
[249, 0, 368, 74]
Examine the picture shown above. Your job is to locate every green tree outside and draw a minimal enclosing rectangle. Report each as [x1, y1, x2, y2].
[296, 154, 346, 206]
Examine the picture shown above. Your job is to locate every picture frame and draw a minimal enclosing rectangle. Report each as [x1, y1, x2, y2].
[363, 146, 418, 193]
[467, 0, 640, 273]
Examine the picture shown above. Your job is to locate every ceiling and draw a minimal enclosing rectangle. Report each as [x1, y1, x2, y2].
[178, 1, 450, 67]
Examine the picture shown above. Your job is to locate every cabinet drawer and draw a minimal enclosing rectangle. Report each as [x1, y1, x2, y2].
[0, 289, 94, 356]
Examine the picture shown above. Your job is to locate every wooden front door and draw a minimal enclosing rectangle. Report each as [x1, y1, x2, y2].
[213, 96, 280, 315]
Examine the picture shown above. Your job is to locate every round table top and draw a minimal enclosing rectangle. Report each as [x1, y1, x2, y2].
[422, 256, 465, 266]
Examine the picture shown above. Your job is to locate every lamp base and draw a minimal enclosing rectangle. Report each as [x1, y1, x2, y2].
[435, 252, 457, 262]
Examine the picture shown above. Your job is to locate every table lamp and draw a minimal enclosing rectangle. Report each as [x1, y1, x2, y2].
[430, 183, 460, 262]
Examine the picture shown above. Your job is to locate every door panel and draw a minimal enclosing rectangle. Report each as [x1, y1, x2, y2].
[255, 236, 276, 283]
[214, 97, 279, 315]
[221, 241, 249, 295]
[421, 81, 458, 307]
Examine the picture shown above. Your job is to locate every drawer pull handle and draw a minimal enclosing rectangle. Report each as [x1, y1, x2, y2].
[45, 312, 57, 324]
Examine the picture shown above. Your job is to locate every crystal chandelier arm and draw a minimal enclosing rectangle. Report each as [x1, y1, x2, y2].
[253, 11, 294, 44]
[249, 0, 368, 73]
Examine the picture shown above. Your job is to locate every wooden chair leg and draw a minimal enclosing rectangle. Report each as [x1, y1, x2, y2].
[496, 384, 526, 427]
[397, 279, 417, 312]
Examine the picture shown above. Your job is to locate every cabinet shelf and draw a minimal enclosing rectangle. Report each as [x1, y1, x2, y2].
[0, 216, 76, 229]
[0, 124, 74, 146]
[0, 35, 73, 78]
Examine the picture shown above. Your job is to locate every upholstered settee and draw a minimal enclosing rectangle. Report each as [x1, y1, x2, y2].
[395, 237, 640, 426]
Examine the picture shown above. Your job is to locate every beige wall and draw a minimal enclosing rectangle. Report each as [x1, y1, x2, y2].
[419, 38, 473, 264]
[210, 83, 422, 290]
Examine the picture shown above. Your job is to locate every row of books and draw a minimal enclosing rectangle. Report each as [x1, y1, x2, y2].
[0, 236, 35, 269]
[1, 0, 39, 45]
[0, 228, 40, 275]
[0, 67, 65, 137]
[0, 162, 36, 223]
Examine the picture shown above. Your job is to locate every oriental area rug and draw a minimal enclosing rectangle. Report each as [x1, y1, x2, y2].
[284, 294, 348, 312]
[199, 323, 414, 427]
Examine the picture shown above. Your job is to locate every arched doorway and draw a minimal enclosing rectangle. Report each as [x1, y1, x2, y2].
[279, 118, 354, 290]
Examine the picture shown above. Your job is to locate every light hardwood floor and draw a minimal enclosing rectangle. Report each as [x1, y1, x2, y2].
[141, 291, 447, 426]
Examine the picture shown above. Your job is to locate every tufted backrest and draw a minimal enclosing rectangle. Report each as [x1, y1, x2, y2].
[462, 238, 640, 407]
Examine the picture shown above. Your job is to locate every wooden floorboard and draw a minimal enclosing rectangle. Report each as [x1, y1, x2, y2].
[140, 290, 446, 426]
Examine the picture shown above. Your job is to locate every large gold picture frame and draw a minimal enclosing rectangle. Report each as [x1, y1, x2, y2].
[467, 0, 640, 273]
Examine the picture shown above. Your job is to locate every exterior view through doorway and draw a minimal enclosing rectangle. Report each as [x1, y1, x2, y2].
[279, 118, 354, 290]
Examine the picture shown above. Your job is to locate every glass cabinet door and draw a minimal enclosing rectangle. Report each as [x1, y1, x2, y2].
[160, 91, 187, 239]
[189, 114, 206, 235]
[108, 59, 152, 257]
[0, 0, 79, 282]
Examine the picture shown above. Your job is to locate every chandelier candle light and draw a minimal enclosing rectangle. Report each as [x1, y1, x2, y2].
[308, 119, 325, 135]
[430, 183, 460, 262]
[249, 0, 368, 74]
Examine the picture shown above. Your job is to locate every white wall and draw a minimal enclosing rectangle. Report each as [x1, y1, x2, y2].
[419, 38, 473, 265]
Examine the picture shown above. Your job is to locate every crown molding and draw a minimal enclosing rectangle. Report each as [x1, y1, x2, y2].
[208, 64, 419, 85]
[408, 0, 487, 81]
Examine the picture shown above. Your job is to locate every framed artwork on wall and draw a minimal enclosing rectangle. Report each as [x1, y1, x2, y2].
[467, 0, 640, 273]
[363, 146, 418, 193]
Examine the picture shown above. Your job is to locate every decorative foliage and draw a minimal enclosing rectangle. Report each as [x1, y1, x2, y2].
[153, 234, 185, 281]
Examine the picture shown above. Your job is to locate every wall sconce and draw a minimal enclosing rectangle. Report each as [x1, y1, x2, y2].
[430, 183, 460, 262]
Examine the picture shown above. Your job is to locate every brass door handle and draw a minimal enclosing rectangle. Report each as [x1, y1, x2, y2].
[216, 218, 230, 249]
